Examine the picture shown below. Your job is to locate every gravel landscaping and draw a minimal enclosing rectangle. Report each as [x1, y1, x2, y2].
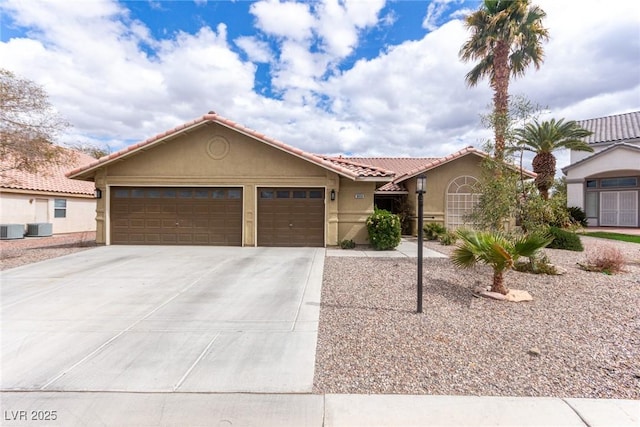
[0, 232, 96, 270]
[313, 236, 640, 399]
[3, 232, 638, 398]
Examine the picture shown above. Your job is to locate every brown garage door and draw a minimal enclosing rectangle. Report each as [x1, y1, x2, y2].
[257, 188, 324, 247]
[111, 187, 242, 245]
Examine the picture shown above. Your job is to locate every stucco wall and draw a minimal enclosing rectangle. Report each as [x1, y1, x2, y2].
[566, 146, 640, 179]
[0, 191, 96, 234]
[336, 179, 376, 245]
[570, 141, 640, 164]
[406, 154, 484, 234]
[94, 123, 341, 246]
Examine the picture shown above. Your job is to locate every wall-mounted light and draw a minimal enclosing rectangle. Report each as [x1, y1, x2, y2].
[330, 189, 336, 201]
[416, 174, 427, 194]
[94, 188, 102, 199]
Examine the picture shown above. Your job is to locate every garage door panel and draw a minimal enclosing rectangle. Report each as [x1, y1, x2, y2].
[111, 187, 242, 246]
[258, 188, 324, 247]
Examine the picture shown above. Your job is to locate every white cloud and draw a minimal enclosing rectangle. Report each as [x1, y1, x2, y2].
[250, 0, 315, 41]
[0, 0, 637, 175]
[235, 36, 273, 63]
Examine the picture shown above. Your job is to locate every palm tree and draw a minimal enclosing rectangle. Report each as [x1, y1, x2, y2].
[451, 230, 552, 295]
[459, 0, 549, 161]
[512, 118, 593, 200]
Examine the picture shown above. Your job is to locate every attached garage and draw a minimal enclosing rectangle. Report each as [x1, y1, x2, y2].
[110, 187, 242, 245]
[257, 188, 325, 247]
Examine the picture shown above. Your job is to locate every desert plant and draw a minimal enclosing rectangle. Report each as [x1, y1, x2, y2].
[518, 191, 571, 233]
[452, 229, 552, 294]
[513, 251, 558, 275]
[366, 208, 401, 250]
[439, 230, 458, 246]
[567, 206, 588, 227]
[547, 226, 583, 251]
[578, 245, 626, 274]
[424, 222, 446, 240]
[340, 239, 356, 249]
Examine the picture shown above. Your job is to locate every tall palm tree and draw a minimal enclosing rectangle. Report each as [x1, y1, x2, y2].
[459, 0, 549, 161]
[512, 118, 593, 200]
[451, 230, 552, 295]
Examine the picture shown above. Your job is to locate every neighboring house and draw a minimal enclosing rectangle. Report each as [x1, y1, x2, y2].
[68, 112, 533, 247]
[563, 111, 640, 228]
[0, 149, 97, 236]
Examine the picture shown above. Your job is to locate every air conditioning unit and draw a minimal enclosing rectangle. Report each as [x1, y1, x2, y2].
[26, 223, 53, 237]
[0, 224, 24, 240]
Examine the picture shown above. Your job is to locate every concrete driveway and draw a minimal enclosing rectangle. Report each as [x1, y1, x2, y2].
[1, 245, 324, 393]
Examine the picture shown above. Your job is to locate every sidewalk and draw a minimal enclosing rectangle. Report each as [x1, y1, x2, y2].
[0, 392, 637, 426]
[327, 238, 448, 258]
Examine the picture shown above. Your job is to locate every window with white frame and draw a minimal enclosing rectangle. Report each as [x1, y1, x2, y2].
[54, 199, 67, 218]
[446, 176, 480, 230]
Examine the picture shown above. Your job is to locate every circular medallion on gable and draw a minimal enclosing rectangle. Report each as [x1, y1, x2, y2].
[206, 136, 230, 160]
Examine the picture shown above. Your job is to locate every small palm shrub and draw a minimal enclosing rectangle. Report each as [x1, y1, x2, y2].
[366, 208, 401, 250]
[439, 230, 458, 246]
[452, 230, 553, 294]
[579, 244, 626, 274]
[424, 222, 446, 240]
[340, 239, 356, 249]
[547, 226, 583, 251]
[567, 206, 588, 227]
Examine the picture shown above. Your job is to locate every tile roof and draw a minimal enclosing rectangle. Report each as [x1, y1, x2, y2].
[338, 157, 438, 177]
[316, 156, 396, 178]
[1, 149, 96, 195]
[67, 113, 394, 181]
[376, 182, 407, 193]
[578, 111, 640, 144]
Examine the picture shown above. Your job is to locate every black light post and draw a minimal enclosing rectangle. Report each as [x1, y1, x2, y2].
[416, 174, 426, 313]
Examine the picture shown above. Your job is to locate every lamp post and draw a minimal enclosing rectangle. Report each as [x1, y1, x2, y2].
[416, 174, 426, 313]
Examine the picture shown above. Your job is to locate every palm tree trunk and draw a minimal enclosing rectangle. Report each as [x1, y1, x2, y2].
[491, 40, 510, 162]
[491, 269, 508, 295]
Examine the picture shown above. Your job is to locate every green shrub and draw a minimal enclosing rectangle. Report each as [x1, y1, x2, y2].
[340, 239, 356, 249]
[547, 226, 583, 251]
[567, 206, 588, 227]
[366, 208, 401, 250]
[513, 252, 559, 275]
[439, 230, 458, 246]
[424, 222, 446, 240]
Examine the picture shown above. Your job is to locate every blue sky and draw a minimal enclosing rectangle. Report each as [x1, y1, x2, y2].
[1, 0, 639, 170]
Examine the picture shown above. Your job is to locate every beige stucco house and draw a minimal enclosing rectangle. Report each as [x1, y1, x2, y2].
[68, 112, 521, 247]
[563, 111, 640, 228]
[1, 149, 97, 237]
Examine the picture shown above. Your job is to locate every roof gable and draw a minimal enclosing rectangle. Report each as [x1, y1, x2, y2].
[67, 113, 393, 181]
[562, 142, 640, 174]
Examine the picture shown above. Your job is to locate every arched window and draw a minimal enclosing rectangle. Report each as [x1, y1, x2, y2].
[446, 176, 480, 230]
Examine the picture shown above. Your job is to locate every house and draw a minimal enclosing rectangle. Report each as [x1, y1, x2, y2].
[0, 149, 97, 236]
[562, 111, 640, 228]
[68, 112, 532, 247]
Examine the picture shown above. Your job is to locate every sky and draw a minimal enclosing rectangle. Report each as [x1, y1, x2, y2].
[1, 0, 639, 171]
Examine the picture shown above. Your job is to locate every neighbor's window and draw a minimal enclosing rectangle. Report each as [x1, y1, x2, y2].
[585, 192, 598, 217]
[600, 177, 637, 188]
[54, 199, 67, 218]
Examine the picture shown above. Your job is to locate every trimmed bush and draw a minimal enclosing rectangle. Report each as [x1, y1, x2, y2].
[567, 206, 588, 227]
[340, 239, 356, 249]
[439, 230, 458, 246]
[547, 226, 583, 251]
[424, 222, 446, 240]
[366, 208, 401, 250]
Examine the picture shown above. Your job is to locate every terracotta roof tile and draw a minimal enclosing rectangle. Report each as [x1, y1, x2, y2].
[1, 149, 96, 195]
[340, 157, 438, 177]
[317, 156, 396, 178]
[376, 182, 407, 192]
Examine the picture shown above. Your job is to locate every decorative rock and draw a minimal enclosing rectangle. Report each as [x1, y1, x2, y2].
[505, 289, 533, 302]
[478, 290, 506, 301]
[528, 346, 541, 356]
